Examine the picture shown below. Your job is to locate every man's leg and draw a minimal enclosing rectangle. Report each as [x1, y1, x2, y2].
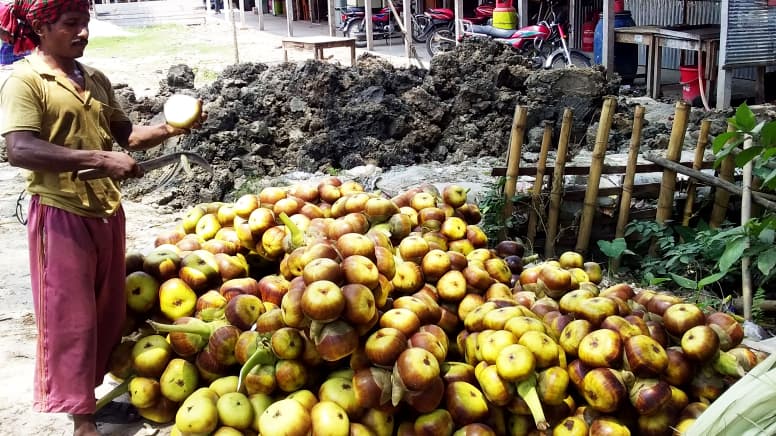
[27, 198, 125, 436]
[28, 197, 100, 414]
[92, 206, 127, 386]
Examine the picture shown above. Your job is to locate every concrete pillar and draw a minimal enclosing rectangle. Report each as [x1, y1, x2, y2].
[258, 0, 265, 30]
[454, 0, 463, 42]
[518, 0, 528, 28]
[328, 0, 336, 35]
[602, 0, 614, 77]
[286, 0, 294, 35]
[365, 0, 373, 50]
[716, 0, 731, 109]
[403, 0, 412, 62]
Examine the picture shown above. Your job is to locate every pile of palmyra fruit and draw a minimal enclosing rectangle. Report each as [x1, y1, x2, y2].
[112, 177, 765, 436]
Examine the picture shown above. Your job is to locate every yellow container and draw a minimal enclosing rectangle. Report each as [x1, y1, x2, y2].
[492, 9, 518, 29]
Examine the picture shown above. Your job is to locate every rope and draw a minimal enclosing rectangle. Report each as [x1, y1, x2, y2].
[15, 190, 27, 225]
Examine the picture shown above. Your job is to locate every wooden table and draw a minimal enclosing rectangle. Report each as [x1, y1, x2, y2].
[281, 36, 357, 66]
[613, 25, 720, 108]
[614, 26, 660, 93]
[652, 25, 720, 107]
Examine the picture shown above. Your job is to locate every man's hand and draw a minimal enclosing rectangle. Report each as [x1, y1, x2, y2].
[99, 151, 143, 180]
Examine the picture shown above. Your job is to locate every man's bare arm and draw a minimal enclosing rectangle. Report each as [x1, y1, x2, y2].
[111, 120, 185, 151]
[5, 131, 141, 179]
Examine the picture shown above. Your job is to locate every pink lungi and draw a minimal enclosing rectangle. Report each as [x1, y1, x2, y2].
[27, 195, 127, 414]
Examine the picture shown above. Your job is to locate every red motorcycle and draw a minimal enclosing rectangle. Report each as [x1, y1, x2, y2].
[340, 4, 405, 48]
[412, 3, 495, 43]
[426, 5, 590, 69]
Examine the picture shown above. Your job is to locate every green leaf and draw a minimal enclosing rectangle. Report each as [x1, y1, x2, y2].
[674, 225, 697, 242]
[597, 238, 627, 258]
[713, 139, 745, 168]
[761, 146, 776, 160]
[759, 228, 775, 245]
[670, 273, 698, 290]
[734, 146, 763, 167]
[760, 167, 776, 190]
[648, 276, 672, 286]
[698, 271, 727, 288]
[712, 131, 739, 154]
[719, 235, 748, 272]
[761, 121, 776, 147]
[735, 102, 756, 132]
[757, 248, 776, 276]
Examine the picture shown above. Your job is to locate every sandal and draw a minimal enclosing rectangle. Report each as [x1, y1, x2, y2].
[93, 401, 141, 424]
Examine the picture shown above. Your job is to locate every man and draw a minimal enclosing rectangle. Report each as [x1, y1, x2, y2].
[0, 3, 28, 65]
[0, 1, 202, 435]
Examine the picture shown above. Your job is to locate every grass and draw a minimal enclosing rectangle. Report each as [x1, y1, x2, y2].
[87, 24, 227, 58]
[83, 23, 243, 90]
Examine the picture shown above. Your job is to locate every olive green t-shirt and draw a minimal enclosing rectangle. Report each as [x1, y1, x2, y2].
[0, 52, 131, 218]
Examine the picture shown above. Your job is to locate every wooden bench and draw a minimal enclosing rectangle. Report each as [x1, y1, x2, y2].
[281, 36, 357, 66]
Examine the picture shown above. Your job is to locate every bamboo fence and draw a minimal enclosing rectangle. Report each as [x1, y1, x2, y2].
[490, 98, 770, 319]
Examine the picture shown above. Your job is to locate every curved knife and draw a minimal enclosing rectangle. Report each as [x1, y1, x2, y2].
[76, 151, 213, 180]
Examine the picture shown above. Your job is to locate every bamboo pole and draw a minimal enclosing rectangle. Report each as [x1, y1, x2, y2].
[526, 121, 554, 249]
[655, 101, 690, 226]
[576, 96, 618, 254]
[682, 119, 712, 226]
[503, 106, 529, 226]
[644, 153, 776, 211]
[709, 124, 736, 228]
[615, 105, 645, 239]
[650, 101, 689, 257]
[545, 108, 573, 259]
[741, 135, 753, 321]
[733, 297, 776, 313]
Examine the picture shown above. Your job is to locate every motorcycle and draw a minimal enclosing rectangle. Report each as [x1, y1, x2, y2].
[339, 4, 405, 48]
[411, 3, 495, 43]
[426, 5, 591, 70]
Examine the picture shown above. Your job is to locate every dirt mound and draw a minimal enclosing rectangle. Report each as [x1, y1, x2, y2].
[116, 38, 614, 208]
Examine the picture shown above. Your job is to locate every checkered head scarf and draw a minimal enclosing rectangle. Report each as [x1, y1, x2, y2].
[0, 0, 90, 55]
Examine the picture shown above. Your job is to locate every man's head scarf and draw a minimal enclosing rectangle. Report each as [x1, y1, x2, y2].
[0, 0, 90, 55]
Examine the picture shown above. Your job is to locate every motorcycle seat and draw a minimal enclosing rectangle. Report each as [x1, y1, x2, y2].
[468, 25, 517, 39]
[426, 8, 454, 18]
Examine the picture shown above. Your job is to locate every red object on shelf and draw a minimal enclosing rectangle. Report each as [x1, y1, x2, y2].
[614, 0, 625, 13]
[582, 20, 595, 52]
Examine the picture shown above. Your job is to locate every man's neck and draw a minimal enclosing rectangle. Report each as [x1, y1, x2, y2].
[35, 47, 78, 75]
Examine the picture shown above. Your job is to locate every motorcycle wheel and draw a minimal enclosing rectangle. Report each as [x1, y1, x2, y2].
[426, 27, 456, 58]
[412, 15, 431, 43]
[550, 51, 591, 69]
[344, 18, 366, 47]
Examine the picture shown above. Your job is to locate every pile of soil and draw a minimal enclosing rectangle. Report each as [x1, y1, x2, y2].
[116, 38, 618, 208]
[3, 37, 744, 211]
